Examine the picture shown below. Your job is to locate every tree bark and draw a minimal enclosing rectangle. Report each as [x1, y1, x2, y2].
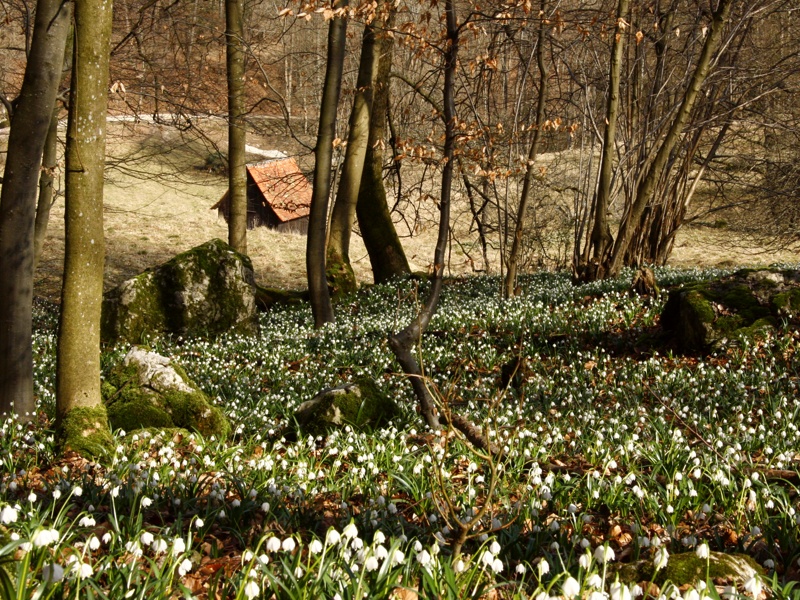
[307, 0, 349, 327]
[326, 22, 380, 294]
[575, 0, 629, 282]
[56, 0, 114, 456]
[356, 19, 411, 284]
[607, 0, 734, 276]
[504, 0, 549, 298]
[226, 0, 247, 254]
[33, 107, 60, 271]
[0, 0, 72, 419]
[388, 0, 458, 431]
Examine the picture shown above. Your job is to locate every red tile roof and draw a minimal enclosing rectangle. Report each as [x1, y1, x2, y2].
[247, 158, 311, 223]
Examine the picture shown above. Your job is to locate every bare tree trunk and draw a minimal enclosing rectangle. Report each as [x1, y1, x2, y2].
[56, 0, 114, 457]
[607, 0, 735, 276]
[326, 22, 380, 295]
[307, 0, 348, 327]
[33, 107, 60, 271]
[356, 18, 411, 284]
[0, 0, 72, 419]
[226, 0, 247, 254]
[388, 0, 459, 431]
[575, 0, 629, 282]
[504, 0, 549, 298]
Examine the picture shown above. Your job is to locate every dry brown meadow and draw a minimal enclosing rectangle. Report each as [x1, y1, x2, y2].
[1, 120, 798, 303]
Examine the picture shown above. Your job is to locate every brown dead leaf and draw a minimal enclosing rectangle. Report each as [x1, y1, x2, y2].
[391, 587, 419, 600]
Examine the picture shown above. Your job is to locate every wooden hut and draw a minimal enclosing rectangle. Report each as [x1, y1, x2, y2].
[212, 157, 311, 234]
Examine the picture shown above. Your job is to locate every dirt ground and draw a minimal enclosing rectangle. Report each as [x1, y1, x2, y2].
[2, 121, 798, 303]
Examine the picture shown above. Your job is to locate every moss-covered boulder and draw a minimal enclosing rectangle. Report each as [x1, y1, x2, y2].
[612, 550, 762, 592]
[293, 379, 401, 436]
[102, 239, 258, 344]
[661, 268, 800, 351]
[103, 347, 229, 439]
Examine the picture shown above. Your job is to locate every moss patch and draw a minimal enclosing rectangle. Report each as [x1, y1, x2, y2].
[612, 551, 761, 588]
[294, 378, 401, 437]
[103, 353, 230, 439]
[57, 405, 115, 461]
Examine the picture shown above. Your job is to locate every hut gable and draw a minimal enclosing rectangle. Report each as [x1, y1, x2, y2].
[212, 157, 311, 233]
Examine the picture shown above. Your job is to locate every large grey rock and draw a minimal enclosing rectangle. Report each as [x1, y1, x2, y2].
[293, 379, 401, 436]
[102, 239, 258, 343]
[661, 268, 800, 352]
[102, 346, 230, 439]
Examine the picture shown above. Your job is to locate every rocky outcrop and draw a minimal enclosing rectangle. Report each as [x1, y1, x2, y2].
[661, 268, 800, 352]
[103, 347, 230, 439]
[102, 239, 258, 343]
[293, 379, 401, 436]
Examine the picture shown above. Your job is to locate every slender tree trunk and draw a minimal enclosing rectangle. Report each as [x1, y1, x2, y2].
[388, 0, 459, 431]
[326, 22, 380, 295]
[356, 18, 411, 284]
[56, 0, 114, 457]
[504, 0, 549, 298]
[607, 0, 734, 276]
[0, 0, 72, 419]
[226, 0, 247, 254]
[575, 0, 629, 281]
[307, 0, 348, 327]
[33, 107, 60, 271]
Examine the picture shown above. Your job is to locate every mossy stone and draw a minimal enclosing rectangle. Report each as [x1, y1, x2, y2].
[102, 239, 258, 343]
[293, 378, 401, 437]
[57, 406, 115, 460]
[103, 347, 230, 439]
[612, 551, 761, 589]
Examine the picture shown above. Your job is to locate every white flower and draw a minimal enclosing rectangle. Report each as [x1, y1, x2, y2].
[195, 518, 204, 529]
[74, 562, 93, 579]
[258, 554, 269, 565]
[538, 558, 550, 576]
[141, 532, 154, 546]
[763, 559, 775, 570]
[579, 552, 592, 570]
[243, 580, 260, 600]
[0, 505, 18, 524]
[594, 545, 615, 564]
[178, 558, 192, 576]
[491, 558, 503, 573]
[172, 537, 186, 557]
[342, 522, 359, 540]
[654, 547, 669, 570]
[282, 537, 296, 553]
[683, 589, 700, 600]
[515, 563, 526, 574]
[294, 566, 304, 578]
[326, 529, 341, 546]
[563, 576, 580, 599]
[243, 550, 254, 563]
[42, 563, 64, 583]
[88, 536, 100, 551]
[695, 543, 709, 559]
[73, 486, 83, 497]
[152, 538, 168, 554]
[490, 540, 502, 555]
[587, 574, 603, 589]
[610, 581, 632, 600]
[32, 529, 59, 548]
[28, 492, 37, 503]
[79, 515, 96, 528]
[416, 550, 432, 566]
[481, 550, 495, 567]
[391, 549, 405, 566]
[309, 539, 323, 554]
[141, 496, 152, 508]
[265, 536, 281, 552]
[365, 556, 379, 571]
[125, 541, 143, 557]
[743, 576, 762, 599]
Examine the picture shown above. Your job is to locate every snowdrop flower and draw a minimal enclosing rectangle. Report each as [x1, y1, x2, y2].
[342, 522, 358, 540]
[194, 518, 204, 529]
[326, 529, 341, 546]
[516, 563, 526, 575]
[141, 496, 152, 508]
[265, 536, 281, 552]
[33, 529, 59, 548]
[102, 532, 113, 545]
[294, 566, 304, 578]
[74, 562, 93, 579]
[178, 558, 192, 576]
[683, 590, 700, 600]
[0, 505, 18, 524]
[416, 549, 432, 567]
[563, 576, 580, 599]
[172, 537, 186, 557]
[152, 538, 168, 554]
[73, 486, 83, 497]
[309, 539, 323, 554]
[42, 563, 64, 583]
[365, 555, 379, 571]
[79, 515, 96, 527]
[28, 492, 37, 503]
[391, 549, 405, 566]
[88, 536, 101, 551]
[743, 576, 762, 599]
[579, 552, 592, 570]
[611, 581, 632, 600]
[141, 532, 154, 546]
[481, 550, 495, 567]
[491, 558, 503, 573]
[594, 544, 615, 564]
[654, 547, 669, 570]
[538, 558, 550, 576]
[282, 537, 296, 552]
[243, 550, 254, 563]
[589, 593, 606, 600]
[243, 580, 260, 600]
[490, 540, 501, 555]
[587, 574, 603, 589]
[695, 543, 709, 559]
